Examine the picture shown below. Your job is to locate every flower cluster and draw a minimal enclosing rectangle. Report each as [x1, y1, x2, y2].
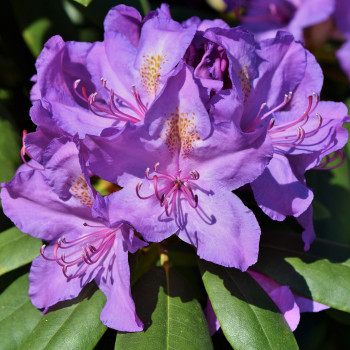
[1, 4, 348, 332]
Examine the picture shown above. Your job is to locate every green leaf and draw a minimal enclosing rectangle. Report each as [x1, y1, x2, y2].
[0, 119, 20, 184]
[12, 0, 78, 57]
[22, 18, 52, 57]
[115, 267, 213, 350]
[307, 129, 350, 245]
[130, 243, 159, 286]
[21, 284, 107, 350]
[0, 274, 42, 350]
[199, 260, 298, 350]
[72, 0, 93, 7]
[0, 227, 42, 276]
[256, 231, 350, 313]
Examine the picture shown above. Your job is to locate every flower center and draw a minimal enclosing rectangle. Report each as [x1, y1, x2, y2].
[40, 223, 120, 279]
[136, 162, 200, 216]
[73, 78, 147, 124]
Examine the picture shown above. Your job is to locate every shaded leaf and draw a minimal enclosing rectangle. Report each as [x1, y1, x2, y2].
[0, 274, 42, 350]
[0, 119, 20, 184]
[11, 0, 77, 57]
[307, 124, 350, 245]
[0, 227, 41, 276]
[21, 284, 107, 350]
[199, 260, 298, 350]
[72, 0, 94, 7]
[115, 267, 213, 350]
[256, 231, 350, 312]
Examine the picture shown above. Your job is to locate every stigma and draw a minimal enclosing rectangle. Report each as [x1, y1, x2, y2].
[136, 162, 200, 216]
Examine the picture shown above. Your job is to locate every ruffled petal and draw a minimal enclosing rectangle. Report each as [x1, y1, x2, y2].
[135, 17, 197, 102]
[178, 184, 261, 270]
[97, 238, 143, 331]
[251, 153, 313, 221]
[1, 170, 96, 240]
[104, 5, 142, 46]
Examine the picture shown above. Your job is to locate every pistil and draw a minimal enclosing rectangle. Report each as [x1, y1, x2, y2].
[136, 163, 200, 216]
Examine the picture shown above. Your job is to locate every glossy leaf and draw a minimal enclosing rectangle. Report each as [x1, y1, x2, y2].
[256, 231, 350, 312]
[0, 274, 42, 350]
[21, 284, 107, 349]
[115, 267, 213, 350]
[0, 227, 42, 276]
[199, 260, 298, 350]
[0, 119, 20, 184]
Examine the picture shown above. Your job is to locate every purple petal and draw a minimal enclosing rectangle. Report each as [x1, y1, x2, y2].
[204, 298, 221, 336]
[135, 17, 197, 100]
[104, 5, 142, 46]
[178, 184, 261, 270]
[248, 270, 300, 331]
[294, 294, 329, 313]
[1, 170, 96, 240]
[337, 41, 350, 81]
[102, 179, 179, 243]
[43, 137, 95, 203]
[97, 238, 143, 331]
[251, 153, 313, 221]
[296, 205, 315, 251]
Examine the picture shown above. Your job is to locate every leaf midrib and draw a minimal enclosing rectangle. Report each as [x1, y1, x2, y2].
[225, 269, 275, 350]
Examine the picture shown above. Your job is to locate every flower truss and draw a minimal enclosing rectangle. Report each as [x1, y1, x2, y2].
[1, 3, 349, 335]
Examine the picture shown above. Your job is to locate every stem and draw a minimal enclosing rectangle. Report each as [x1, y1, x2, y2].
[140, 0, 151, 16]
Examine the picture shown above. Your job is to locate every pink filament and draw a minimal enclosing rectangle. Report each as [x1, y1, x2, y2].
[40, 225, 120, 279]
[73, 78, 147, 124]
[269, 94, 323, 149]
[136, 164, 200, 217]
[314, 150, 346, 170]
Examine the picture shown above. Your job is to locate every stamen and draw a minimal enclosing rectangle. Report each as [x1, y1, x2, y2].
[266, 94, 323, 149]
[40, 224, 121, 279]
[314, 150, 346, 170]
[73, 78, 147, 124]
[136, 163, 200, 216]
[245, 92, 292, 132]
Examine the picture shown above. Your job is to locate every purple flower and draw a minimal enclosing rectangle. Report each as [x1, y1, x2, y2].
[30, 5, 197, 139]
[192, 28, 349, 249]
[86, 61, 273, 271]
[205, 270, 329, 334]
[247, 32, 349, 248]
[224, 0, 334, 41]
[1, 137, 146, 331]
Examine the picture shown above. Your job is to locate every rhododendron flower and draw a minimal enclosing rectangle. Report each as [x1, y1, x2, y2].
[1, 138, 146, 331]
[86, 62, 273, 270]
[205, 270, 328, 334]
[187, 27, 349, 249]
[30, 4, 196, 139]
